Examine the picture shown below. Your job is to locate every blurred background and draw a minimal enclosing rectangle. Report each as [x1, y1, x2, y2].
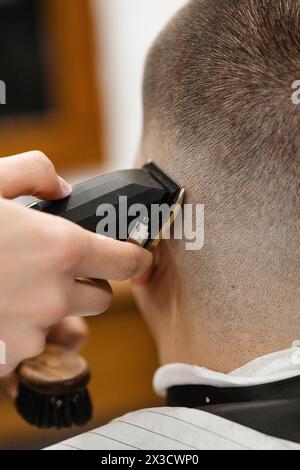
[0, 0, 186, 449]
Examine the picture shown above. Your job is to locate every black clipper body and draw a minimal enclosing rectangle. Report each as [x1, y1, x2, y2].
[29, 163, 184, 249]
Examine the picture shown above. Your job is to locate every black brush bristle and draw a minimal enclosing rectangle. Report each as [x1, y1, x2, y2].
[15, 383, 93, 429]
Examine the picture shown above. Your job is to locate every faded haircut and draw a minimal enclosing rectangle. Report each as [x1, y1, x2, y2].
[140, 0, 300, 343]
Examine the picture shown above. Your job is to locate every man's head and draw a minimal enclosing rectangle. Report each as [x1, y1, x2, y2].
[133, 0, 300, 371]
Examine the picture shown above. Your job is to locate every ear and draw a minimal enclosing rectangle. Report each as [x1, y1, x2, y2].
[131, 240, 178, 309]
[132, 247, 160, 285]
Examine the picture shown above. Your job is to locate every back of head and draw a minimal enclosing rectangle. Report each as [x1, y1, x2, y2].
[138, 0, 300, 366]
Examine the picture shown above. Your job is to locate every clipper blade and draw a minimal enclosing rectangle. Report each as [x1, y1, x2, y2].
[128, 162, 185, 250]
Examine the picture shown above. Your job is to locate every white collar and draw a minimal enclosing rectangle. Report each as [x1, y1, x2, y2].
[154, 348, 300, 397]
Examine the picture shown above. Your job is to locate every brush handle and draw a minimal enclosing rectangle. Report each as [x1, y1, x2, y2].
[16, 344, 90, 396]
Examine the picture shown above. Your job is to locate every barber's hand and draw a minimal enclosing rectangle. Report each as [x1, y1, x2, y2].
[47, 316, 89, 351]
[0, 151, 152, 377]
[8, 316, 89, 398]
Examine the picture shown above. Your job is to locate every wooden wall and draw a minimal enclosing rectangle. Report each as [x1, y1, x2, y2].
[0, 0, 103, 170]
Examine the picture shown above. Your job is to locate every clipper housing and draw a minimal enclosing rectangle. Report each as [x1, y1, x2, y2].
[29, 162, 184, 249]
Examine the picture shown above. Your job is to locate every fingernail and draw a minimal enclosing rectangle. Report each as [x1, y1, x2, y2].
[132, 265, 153, 285]
[59, 177, 72, 197]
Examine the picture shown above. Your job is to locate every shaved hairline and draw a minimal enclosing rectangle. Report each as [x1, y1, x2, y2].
[139, 0, 300, 339]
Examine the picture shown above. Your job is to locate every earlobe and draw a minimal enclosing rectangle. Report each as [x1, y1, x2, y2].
[131, 245, 161, 285]
[131, 265, 154, 285]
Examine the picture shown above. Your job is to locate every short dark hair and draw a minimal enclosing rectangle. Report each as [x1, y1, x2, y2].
[144, 0, 299, 181]
[141, 0, 300, 341]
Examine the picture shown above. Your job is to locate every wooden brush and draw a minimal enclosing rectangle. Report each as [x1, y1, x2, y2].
[15, 344, 92, 429]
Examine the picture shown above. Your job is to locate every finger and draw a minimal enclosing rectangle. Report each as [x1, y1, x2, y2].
[0, 151, 72, 199]
[6, 374, 19, 399]
[70, 278, 112, 316]
[75, 233, 153, 281]
[47, 317, 89, 350]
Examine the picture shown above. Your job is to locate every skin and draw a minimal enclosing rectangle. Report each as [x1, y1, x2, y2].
[0, 151, 152, 378]
[133, 135, 299, 373]
[131, 0, 300, 373]
[132, 240, 183, 364]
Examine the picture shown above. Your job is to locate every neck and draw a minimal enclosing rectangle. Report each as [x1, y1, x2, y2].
[158, 314, 292, 373]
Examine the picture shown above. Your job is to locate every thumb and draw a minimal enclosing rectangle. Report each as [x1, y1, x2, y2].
[0, 151, 72, 200]
[47, 317, 89, 351]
